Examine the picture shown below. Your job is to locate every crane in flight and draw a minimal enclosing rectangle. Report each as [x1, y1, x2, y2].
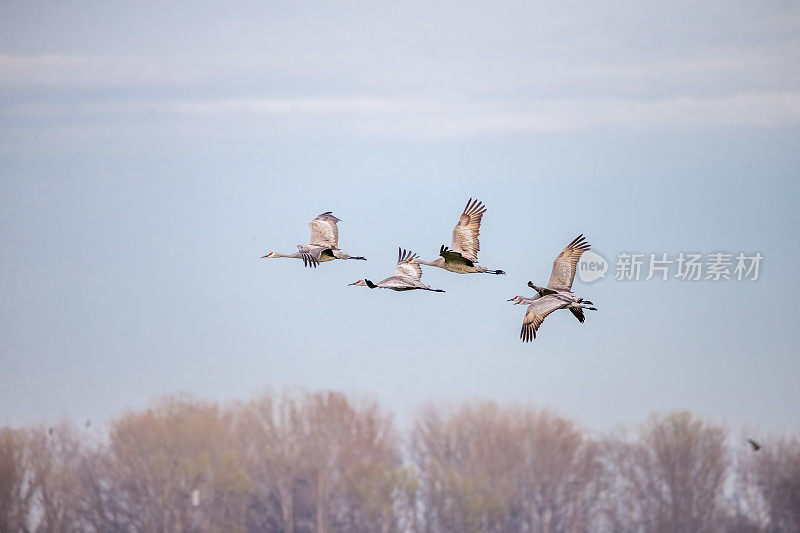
[414, 198, 505, 275]
[508, 235, 597, 341]
[349, 248, 445, 292]
[261, 212, 366, 268]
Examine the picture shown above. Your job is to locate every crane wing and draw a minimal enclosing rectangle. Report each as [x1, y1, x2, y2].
[394, 248, 422, 281]
[296, 245, 323, 268]
[546, 234, 590, 291]
[521, 295, 568, 342]
[449, 198, 486, 263]
[308, 212, 340, 248]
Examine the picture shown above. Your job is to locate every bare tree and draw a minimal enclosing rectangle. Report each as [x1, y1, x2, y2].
[601, 411, 729, 532]
[0, 427, 36, 532]
[26, 422, 88, 532]
[514, 408, 603, 532]
[235, 393, 298, 531]
[236, 391, 408, 533]
[411, 402, 602, 533]
[4, 393, 799, 532]
[96, 394, 251, 532]
[411, 402, 518, 532]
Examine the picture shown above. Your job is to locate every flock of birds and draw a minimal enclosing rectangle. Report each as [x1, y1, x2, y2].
[261, 198, 596, 341]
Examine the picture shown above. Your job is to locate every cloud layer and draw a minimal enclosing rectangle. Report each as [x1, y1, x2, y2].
[1, 2, 799, 139]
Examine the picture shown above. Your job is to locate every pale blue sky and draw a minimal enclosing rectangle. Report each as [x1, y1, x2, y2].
[1, 1, 799, 433]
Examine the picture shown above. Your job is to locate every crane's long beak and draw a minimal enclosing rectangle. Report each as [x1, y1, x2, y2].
[507, 297, 517, 302]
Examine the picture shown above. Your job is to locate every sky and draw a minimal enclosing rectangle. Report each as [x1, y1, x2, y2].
[1, 1, 799, 435]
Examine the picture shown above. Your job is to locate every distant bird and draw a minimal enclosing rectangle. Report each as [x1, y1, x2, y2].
[747, 438, 762, 451]
[261, 212, 366, 268]
[349, 248, 445, 292]
[85, 419, 91, 428]
[414, 198, 505, 275]
[48, 426, 54, 436]
[509, 234, 597, 341]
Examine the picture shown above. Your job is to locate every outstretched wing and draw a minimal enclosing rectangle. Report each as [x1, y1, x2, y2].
[394, 248, 422, 281]
[296, 245, 322, 268]
[449, 198, 486, 263]
[521, 295, 568, 342]
[546, 234, 590, 291]
[309, 212, 340, 248]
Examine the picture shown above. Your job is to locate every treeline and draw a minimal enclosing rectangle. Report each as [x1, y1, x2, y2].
[1, 391, 798, 532]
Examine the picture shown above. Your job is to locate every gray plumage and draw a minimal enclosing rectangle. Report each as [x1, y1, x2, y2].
[520, 295, 570, 342]
[416, 198, 505, 275]
[261, 211, 366, 268]
[547, 234, 591, 291]
[349, 248, 445, 292]
[509, 293, 596, 341]
[509, 234, 597, 341]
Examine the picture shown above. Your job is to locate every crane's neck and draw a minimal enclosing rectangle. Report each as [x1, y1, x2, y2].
[273, 251, 301, 259]
[415, 258, 445, 268]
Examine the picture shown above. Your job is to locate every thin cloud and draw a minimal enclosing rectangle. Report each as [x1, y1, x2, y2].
[5, 94, 799, 138]
[2, 46, 799, 138]
[1, 50, 798, 98]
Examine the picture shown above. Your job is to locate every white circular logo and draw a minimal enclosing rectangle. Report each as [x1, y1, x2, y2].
[578, 250, 608, 283]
